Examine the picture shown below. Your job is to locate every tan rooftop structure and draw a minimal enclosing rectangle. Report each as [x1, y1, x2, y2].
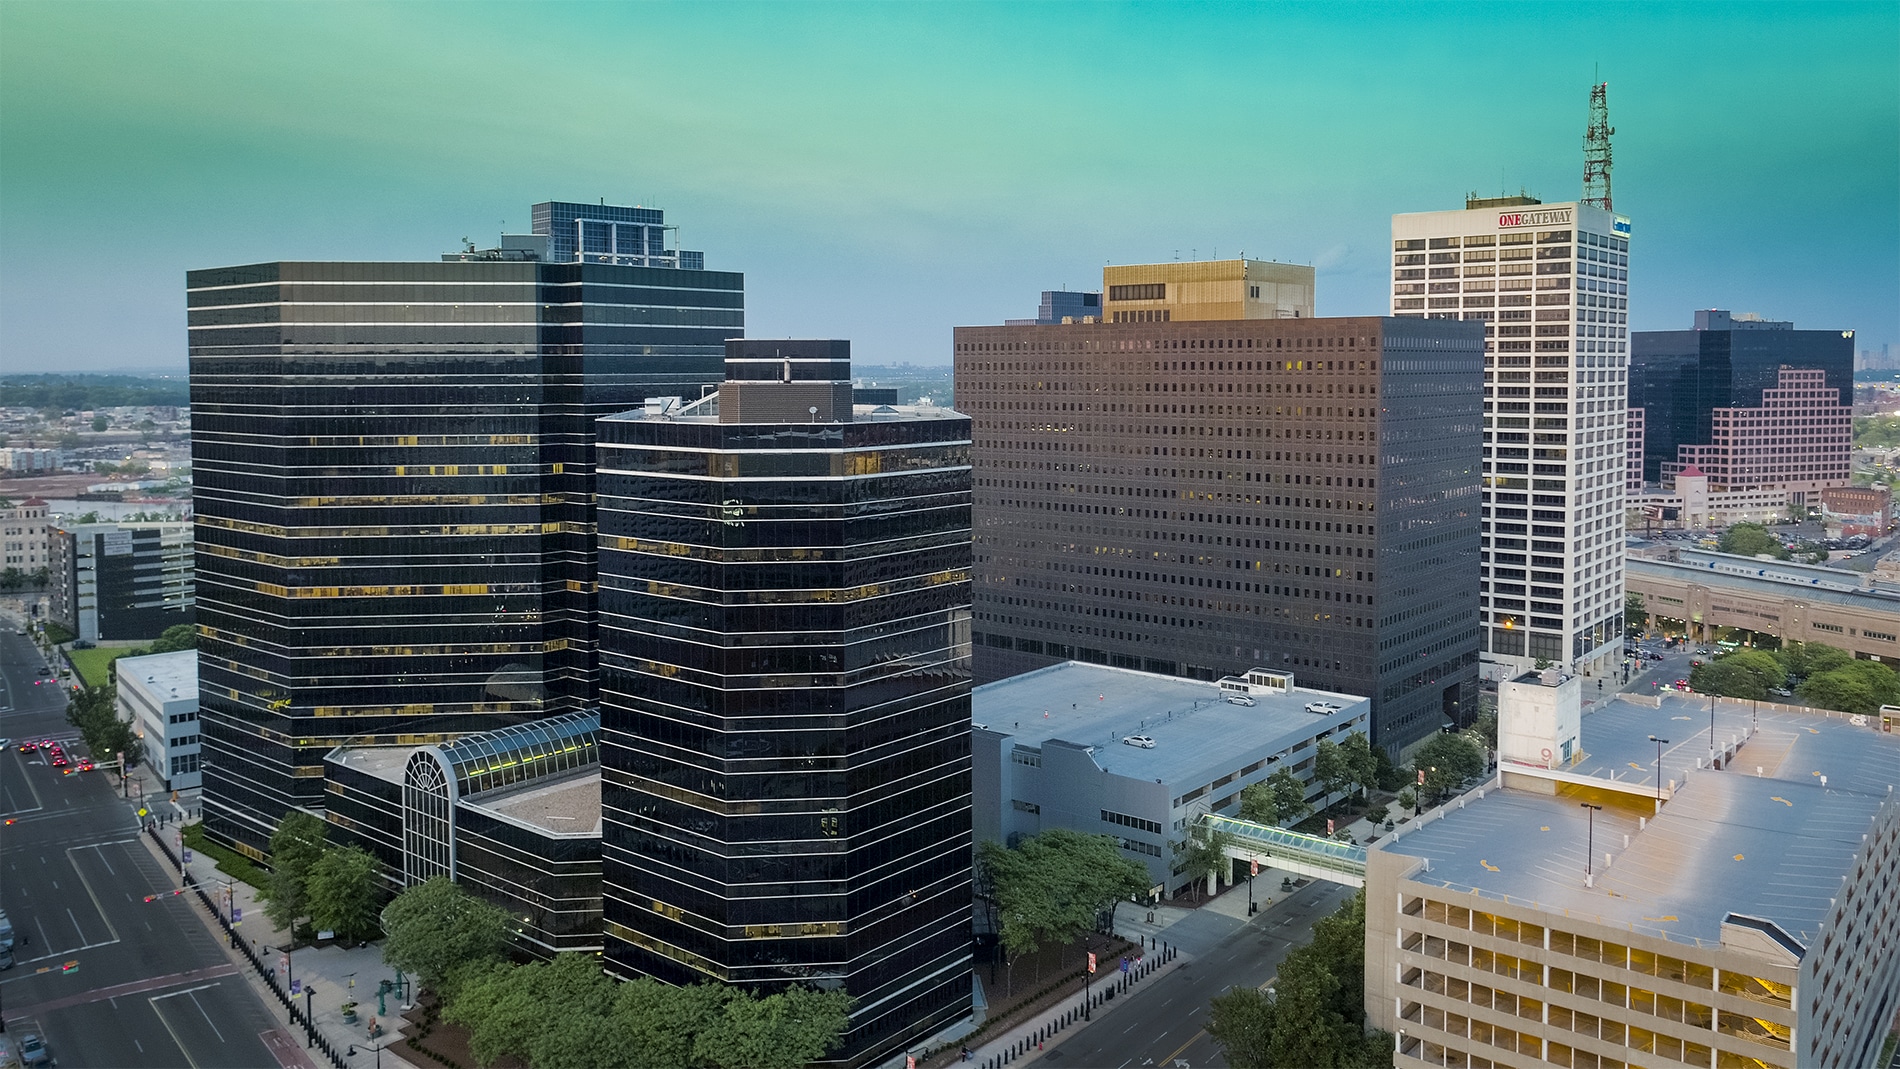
[1100, 258, 1314, 323]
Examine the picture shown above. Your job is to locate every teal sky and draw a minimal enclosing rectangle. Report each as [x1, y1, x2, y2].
[2, 1, 1895, 371]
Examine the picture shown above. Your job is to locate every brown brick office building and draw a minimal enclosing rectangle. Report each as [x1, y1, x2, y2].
[954, 314, 1484, 754]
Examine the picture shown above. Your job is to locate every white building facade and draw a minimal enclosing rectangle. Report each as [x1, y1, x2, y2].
[1393, 199, 1631, 679]
[115, 650, 201, 789]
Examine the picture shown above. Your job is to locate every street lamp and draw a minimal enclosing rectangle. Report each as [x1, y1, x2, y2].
[1647, 736, 1668, 802]
[349, 1043, 383, 1069]
[1247, 855, 1258, 917]
[1579, 803, 1602, 881]
[1709, 693, 1718, 755]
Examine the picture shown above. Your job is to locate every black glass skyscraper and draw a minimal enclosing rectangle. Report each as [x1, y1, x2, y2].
[594, 340, 973, 1066]
[189, 252, 743, 854]
[1630, 309, 1854, 483]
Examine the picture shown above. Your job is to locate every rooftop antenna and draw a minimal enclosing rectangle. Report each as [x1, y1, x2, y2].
[1583, 78, 1614, 210]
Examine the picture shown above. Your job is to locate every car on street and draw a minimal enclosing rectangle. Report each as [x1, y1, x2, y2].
[76, 760, 93, 772]
[35, 666, 50, 676]
[1305, 701, 1343, 715]
[1674, 679, 1691, 691]
[18, 1032, 49, 1067]
[13, 741, 30, 753]
[1122, 734, 1156, 749]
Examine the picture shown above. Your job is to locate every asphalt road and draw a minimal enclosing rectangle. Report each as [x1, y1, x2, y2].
[0, 625, 293, 1068]
[1029, 879, 1357, 1069]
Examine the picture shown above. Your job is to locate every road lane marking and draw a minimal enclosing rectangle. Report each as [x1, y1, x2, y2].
[151, 994, 204, 1069]
[66, 907, 88, 945]
[65, 842, 123, 942]
[4, 963, 241, 1016]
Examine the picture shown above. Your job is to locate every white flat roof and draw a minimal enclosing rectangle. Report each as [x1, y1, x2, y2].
[116, 649, 198, 701]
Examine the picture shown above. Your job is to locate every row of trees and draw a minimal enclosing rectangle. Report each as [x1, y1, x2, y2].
[1718, 522, 1831, 565]
[1690, 640, 1900, 715]
[65, 683, 137, 766]
[0, 566, 49, 591]
[977, 829, 1149, 985]
[1205, 889, 1392, 1067]
[0, 374, 190, 410]
[380, 878, 851, 1069]
[259, 812, 383, 943]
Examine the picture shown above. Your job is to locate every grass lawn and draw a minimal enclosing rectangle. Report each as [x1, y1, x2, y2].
[182, 821, 270, 891]
[66, 646, 131, 687]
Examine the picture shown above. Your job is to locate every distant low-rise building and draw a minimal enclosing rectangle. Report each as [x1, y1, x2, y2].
[0, 448, 60, 474]
[1625, 547, 1900, 659]
[1818, 485, 1890, 538]
[972, 660, 1368, 896]
[48, 520, 193, 643]
[0, 497, 51, 573]
[116, 650, 200, 788]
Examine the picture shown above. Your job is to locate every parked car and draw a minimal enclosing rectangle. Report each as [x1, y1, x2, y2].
[1305, 701, 1343, 715]
[18, 1032, 49, 1067]
[1121, 734, 1156, 749]
[1222, 693, 1256, 706]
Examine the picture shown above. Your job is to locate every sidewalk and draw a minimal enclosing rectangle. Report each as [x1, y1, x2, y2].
[126, 762, 411, 1069]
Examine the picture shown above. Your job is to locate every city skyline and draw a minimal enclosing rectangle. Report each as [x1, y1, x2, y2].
[2, 2, 1895, 372]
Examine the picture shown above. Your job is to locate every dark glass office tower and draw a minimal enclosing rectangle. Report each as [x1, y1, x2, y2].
[595, 340, 973, 1066]
[1630, 309, 1854, 483]
[189, 255, 743, 854]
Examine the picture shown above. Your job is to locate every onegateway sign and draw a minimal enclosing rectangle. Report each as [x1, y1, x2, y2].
[1498, 208, 1573, 228]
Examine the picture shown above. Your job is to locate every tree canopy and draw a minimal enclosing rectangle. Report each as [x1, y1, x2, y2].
[1410, 732, 1485, 800]
[1205, 890, 1392, 1068]
[380, 876, 515, 999]
[65, 683, 137, 766]
[1717, 522, 1789, 560]
[979, 829, 1149, 964]
[1239, 767, 1310, 826]
[260, 810, 328, 932]
[305, 845, 383, 942]
[445, 954, 851, 1069]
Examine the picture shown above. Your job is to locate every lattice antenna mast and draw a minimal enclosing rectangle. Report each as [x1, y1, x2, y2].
[1582, 82, 1614, 210]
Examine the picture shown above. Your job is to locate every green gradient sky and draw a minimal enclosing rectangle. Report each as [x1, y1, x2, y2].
[1, 1, 1894, 370]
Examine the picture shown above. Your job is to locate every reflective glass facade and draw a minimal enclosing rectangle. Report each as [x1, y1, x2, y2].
[594, 361, 974, 1067]
[1629, 316, 1853, 484]
[189, 258, 743, 853]
[954, 317, 1483, 755]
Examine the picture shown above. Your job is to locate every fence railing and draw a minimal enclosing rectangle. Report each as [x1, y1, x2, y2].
[148, 824, 348, 1069]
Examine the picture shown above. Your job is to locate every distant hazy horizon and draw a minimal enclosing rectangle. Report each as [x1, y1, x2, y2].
[2, 2, 1894, 373]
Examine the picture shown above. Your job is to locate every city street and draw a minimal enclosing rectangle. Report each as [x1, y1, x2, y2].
[0, 624, 297, 1068]
[1029, 878, 1357, 1069]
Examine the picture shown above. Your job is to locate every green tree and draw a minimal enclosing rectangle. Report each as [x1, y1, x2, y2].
[1312, 739, 1351, 805]
[1397, 788, 1417, 813]
[1337, 732, 1378, 802]
[1204, 891, 1391, 1069]
[1411, 732, 1485, 800]
[1777, 640, 1852, 679]
[978, 829, 1148, 977]
[380, 876, 515, 999]
[1172, 827, 1237, 900]
[150, 623, 198, 653]
[1717, 522, 1790, 560]
[1625, 591, 1648, 631]
[1240, 767, 1311, 826]
[306, 844, 383, 942]
[1690, 660, 1766, 700]
[446, 955, 851, 1069]
[64, 684, 137, 765]
[1830, 659, 1900, 706]
[1797, 671, 1878, 716]
[91, 415, 110, 432]
[693, 984, 854, 1069]
[260, 810, 327, 933]
[1206, 985, 1279, 1068]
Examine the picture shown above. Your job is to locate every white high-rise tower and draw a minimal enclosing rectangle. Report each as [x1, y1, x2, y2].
[1391, 197, 1632, 679]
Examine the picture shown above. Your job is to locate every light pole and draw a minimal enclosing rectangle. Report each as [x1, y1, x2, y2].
[1579, 803, 1602, 880]
[1647, 736, 1668, 802]
[1247, 856, 1257, 917]
[1709, 693, 1717, 755]
[350, 1043, 383, 1069]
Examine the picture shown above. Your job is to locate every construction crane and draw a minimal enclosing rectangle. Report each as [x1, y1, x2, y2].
[1582, 82, 1614, 211]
